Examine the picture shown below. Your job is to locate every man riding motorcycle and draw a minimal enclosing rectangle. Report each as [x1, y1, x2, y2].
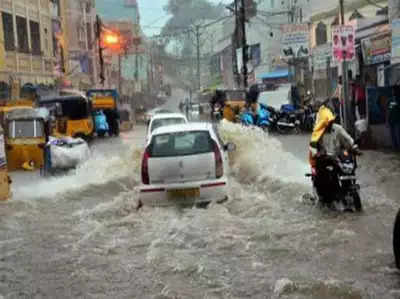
[309, 99, 361, 204]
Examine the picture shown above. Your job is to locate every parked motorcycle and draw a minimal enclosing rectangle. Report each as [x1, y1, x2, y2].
[297, 104, 316, 132]
[305, 149, 362, 212]
[266, 105, 300, 134]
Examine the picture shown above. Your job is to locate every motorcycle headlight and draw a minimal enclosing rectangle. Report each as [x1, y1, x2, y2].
[341, 163, 354, 174]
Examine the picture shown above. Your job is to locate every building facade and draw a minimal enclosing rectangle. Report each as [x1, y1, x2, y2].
[95, 0, 147, 93]
[65, 0, 97, 90]
[0, 0, 57, 100]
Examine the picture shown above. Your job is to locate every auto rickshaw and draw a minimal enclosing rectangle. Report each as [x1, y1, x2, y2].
[86, 89, 121, 136]
[4, 107, 49, 171]
[222, 90, 247, 122]
[38, 95, 94, 140]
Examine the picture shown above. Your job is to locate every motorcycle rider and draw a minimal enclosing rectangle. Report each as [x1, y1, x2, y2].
[309, 99, 361, 204]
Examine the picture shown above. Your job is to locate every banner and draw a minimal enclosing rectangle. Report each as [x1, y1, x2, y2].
[281, 24, 310, 58]
[392, 19, 400, 64]
[312, 43, 338, 71]
[361, 32, 391, 65]
[332, 25, 356, 62]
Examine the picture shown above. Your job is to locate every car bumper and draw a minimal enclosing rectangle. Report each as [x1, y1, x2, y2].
[138, 179, 228, 206]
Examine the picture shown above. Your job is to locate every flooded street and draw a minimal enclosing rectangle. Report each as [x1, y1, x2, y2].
[0, 121, 398, 298]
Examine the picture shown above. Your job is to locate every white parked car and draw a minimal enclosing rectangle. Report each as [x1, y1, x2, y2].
[146, 113, 188, 142]
[138, 123, 235, 206]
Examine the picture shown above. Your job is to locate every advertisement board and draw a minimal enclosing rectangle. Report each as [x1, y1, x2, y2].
[281, 24, 310, 57]
[332, 25, 356, 62]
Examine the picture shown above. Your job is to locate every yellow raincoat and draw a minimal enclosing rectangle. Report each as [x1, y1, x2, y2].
[309, 105, 336, 167]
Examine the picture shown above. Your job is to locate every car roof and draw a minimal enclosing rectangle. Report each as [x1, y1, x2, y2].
[150, 113, 187, 120]
[151, 122, 213, 136]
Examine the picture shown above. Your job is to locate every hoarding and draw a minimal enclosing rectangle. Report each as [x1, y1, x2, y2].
[281, 24, 310, 58]
[392, 18, 400, 64]
[332, 25, 356, 62]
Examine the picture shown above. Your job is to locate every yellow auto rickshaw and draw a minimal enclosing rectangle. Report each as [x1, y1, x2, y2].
[222, 90, 247, 122]
[38, 95, 94, 140]
[87, 89, 121, 136]
[4, 107, 49, 171]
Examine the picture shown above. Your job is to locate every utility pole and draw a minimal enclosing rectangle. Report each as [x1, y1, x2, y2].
[118, 54, 122, 94]
[195, 25, 201, 91]
[96, 15, 105, 85]
[339, 0, 351, 132]
[240, 0, 248, 88]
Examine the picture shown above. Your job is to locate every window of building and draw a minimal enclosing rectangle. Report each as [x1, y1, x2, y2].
[316, 22, 327, 46]
[271, 0, 274, 8]
[30, 21, 41, 55]
[16, 16, 29, 53]
[2, 12, 15, 51]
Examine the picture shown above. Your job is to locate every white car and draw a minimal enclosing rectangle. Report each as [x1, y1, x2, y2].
[138, 123, 235, 206]
[143, 108, 172, 123]
[146, 113, 188, 142]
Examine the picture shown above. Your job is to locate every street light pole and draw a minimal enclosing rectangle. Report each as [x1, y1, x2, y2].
[118, 53, 122, 94]
[240, 0, 248, 88]
[339, 0, 351, 132]
[195, 25, 201, 91]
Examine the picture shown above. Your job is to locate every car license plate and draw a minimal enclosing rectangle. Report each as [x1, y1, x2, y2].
[167, 188, 200, 199]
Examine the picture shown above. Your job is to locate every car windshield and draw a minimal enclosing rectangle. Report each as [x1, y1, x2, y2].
[8, 120, 44, 138]
[150, 118, 186, 132]
[150, 131, 213, 157]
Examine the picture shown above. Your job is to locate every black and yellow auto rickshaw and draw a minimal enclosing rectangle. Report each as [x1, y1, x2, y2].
[86, 89, 121, 136]
[4, 107, 49, 171]
[38, 95, 94, 140]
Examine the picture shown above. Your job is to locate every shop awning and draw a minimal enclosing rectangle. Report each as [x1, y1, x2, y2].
[258, 69, 291, 80]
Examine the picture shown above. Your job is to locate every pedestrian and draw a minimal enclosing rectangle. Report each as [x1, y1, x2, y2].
[354, 75, 366, 119]
[387, 92, 400, 151]
[332, 76, 343, 124]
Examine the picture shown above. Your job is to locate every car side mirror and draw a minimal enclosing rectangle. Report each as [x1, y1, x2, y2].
[224, 143, 236, 152]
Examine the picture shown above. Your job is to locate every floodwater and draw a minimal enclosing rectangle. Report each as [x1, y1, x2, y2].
[1, 121, 400, 299]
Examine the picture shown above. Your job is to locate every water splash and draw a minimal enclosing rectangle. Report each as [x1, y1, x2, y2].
[218, 120, 308, 184]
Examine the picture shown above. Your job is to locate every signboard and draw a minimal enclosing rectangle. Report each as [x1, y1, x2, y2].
[392, 19, 400, 64]
[361, 32, 391, 65]
[332, 25, 356, 62]
[281, 24, 310, 57]
[312, 43, 338, 70]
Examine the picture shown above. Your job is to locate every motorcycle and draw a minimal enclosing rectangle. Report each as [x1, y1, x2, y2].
[212, 103, 223, 122]
[266, 105, 301, 134]
[305, 149, 362, 212]
[297, 104, 317, 132]
[239, 103, 270, 131]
